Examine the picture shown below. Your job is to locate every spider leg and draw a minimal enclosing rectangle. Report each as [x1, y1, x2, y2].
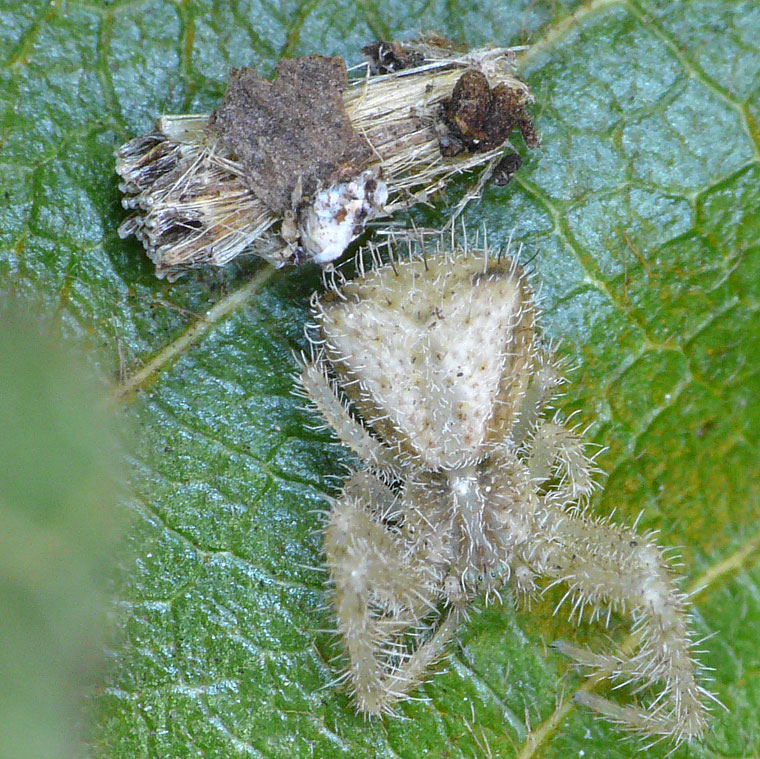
[526, 420, 598, 500]
[510, 348, 564, 447]
[511, 560, 539, 602]
[341, 469, 398, 518]
[324, 470, 456, 714]
[526, 505, 709, 742]
[300, 358, 402, 478]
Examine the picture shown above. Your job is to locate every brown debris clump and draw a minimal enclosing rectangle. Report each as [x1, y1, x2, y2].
[115, 42, 538, 278]
[209, 56, 373, 214]
[439, 69, 540, 157]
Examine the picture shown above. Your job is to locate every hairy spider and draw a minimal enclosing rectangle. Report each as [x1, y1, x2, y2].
[298, 240, 714, 745]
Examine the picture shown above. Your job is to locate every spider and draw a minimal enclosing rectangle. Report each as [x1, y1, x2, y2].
[297, 239, 713, 745]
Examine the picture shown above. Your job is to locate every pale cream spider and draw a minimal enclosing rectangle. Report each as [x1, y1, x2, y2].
[297, 239, 714, 745]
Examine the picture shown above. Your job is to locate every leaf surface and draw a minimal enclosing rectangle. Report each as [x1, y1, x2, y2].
[1, 0, 759, 757]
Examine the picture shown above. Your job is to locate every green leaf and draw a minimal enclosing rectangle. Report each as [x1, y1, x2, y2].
[2, 0, 759, 757]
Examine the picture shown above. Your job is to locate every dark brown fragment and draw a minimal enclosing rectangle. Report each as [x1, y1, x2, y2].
[439, 69, 539, 156]
[208, 56, 373, 214]
[489, 83, 540, 150]
[441, 70, 492, 152]
[362, 40, 426, 74]
[492, 152, 523, 186]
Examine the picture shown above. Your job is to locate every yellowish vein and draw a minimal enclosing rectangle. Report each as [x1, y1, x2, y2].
[114, 265, 276, 402]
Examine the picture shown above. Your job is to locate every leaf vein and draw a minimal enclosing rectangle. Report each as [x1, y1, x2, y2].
[115, 266, 277, 402]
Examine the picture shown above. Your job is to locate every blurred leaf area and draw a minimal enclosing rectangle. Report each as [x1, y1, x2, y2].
[0, 300, 127, 759]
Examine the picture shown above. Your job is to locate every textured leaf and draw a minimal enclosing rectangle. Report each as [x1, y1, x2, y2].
[1, 0, 759, 757]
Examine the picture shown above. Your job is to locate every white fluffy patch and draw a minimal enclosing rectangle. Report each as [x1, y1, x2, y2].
[300, 169, 388, 264]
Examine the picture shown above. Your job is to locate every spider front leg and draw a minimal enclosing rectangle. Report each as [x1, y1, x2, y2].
[299, 358, 402, 478]
[324, 470, 457, 714]
[510, 348, 565, 448]
[529, 505, 710, 741]
[526, 417, 599, 500]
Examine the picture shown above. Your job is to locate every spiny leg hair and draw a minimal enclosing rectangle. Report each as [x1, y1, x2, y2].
[323, 471, 457, 714]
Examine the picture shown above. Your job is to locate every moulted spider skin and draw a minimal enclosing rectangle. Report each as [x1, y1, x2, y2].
[297, 238, 716, 745]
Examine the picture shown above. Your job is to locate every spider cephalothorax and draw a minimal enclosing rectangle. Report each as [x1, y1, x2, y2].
[298, 241, 713, 744]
